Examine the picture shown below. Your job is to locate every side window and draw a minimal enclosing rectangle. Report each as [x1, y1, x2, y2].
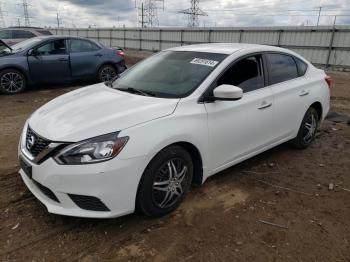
[266, 53, 298, 85]
[217, 55, 264, 93]
[36, 39, 67, 55]
[70, 39, 100, 53]
[13, 30, 36, 39]
[0, 30, 12, 39]
[294, 57, 307, 76]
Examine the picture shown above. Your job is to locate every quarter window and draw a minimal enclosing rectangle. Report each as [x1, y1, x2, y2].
[36, 39, 67, 55]
[217, 55, 264, 93]
[266, 53, 298, 85]
[70, 39, 100, 53]
[294, 57, 307, 76]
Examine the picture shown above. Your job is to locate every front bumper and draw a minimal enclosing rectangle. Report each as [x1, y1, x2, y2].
[19, 152, 147, 218]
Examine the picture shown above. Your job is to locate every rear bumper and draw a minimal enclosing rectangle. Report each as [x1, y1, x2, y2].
[19, 153, 147, 218]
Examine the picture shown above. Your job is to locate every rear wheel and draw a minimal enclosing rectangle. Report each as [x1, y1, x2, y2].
[290, 107, 319, 149]
[0, 69, 26, 94]
[137, 145, 193, 217]
[98, 65, 117, 82]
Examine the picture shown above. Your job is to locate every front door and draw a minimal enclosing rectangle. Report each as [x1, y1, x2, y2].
[205, 54, 275, 173]
[28, 39, 71, 83]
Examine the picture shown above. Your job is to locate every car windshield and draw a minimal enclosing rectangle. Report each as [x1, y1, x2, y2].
[112, 51, 227, 98]
[3, 37, 43, 53]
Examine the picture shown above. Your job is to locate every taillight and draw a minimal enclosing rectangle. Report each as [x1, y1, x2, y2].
[117, 50, 125, 57]
[325, 74, 332, 89]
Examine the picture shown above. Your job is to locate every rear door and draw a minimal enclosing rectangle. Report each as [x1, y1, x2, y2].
[68, 39, 102, 79]
[205, 54, 275, 172]
[264, 53, 309, 139]
[28, 39, 71, 83]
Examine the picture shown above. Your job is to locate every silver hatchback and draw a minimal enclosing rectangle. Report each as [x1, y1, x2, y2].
[0, 27, 52, 46]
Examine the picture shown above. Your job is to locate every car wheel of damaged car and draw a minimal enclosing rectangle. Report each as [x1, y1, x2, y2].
[137, 145, 193, 217]
[0, 69, 26, 94]
[98, 65, 117, 83]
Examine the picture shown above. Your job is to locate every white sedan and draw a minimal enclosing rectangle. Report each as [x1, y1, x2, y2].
[18, 43, 331, 218]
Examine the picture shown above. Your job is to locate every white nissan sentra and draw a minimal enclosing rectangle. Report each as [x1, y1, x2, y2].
[18, 43, 331, 218]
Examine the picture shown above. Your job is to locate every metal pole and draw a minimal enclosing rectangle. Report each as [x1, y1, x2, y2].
[316, 6, 322, 26]
[139, 29, 142, 50]
[239, 30, 243, 43]
[141, 2, 144, 28]
[208, 29, 212, 43]
[159, 29, 162, 50]
[277, 29, 282, 47]
[110, 28, 112, 47]
[325, 16, 337, 69]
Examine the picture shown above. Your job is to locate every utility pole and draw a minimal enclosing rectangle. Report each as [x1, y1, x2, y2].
[56, 12, 60, 28]
[316, 6, 322, 26]
[141, 2, 144, 28]
[17, 18, 21, 27]
[0, 2, 6, 28]
[179, 0, 207, 27]
[22, 0, 30, 26]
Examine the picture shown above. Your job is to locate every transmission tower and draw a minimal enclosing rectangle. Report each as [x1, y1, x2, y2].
[0, 2, 6, 28]
[138, 0, 164, 28]
[179, 0, 207, 27]
[22, 0, 30, 26]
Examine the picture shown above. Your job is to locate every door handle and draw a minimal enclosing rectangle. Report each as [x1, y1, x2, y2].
[258, 101, 272, 110]
[57, 58, 68, 62]
[94, 53, 103, 57]
[299, 90, 309, 96]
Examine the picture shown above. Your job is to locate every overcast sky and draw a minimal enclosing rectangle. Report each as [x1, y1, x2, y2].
[2, 0, 350, 28]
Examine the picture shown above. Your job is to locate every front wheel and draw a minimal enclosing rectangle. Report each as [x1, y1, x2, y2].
[0, 69, 26, 94]
[290, 107, 319, 149]
[137, 145, 193, 217]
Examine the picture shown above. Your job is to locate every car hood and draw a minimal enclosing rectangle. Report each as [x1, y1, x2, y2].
[28, 83, 179, 142]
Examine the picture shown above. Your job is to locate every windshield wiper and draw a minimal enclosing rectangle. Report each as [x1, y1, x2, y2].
[117, 87, 156, 97]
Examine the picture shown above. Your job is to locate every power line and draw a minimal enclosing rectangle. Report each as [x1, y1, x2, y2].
[179, 0, 207, 27]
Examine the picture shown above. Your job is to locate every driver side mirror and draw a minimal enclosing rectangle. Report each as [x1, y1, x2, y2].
[27, 49, 38, 56]
[213, 84, 243, 101]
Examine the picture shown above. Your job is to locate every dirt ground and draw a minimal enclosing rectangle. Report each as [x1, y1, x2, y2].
[0, 52, 349, 262]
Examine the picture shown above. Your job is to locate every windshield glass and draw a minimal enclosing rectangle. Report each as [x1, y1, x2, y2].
[3, 37, 43, 53]
[112, 51, 227, 98]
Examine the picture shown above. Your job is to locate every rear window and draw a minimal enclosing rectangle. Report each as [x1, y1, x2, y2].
[37, 30, 53, 36]
[266, 53, 298, 85]
[13, 30, 36, 39]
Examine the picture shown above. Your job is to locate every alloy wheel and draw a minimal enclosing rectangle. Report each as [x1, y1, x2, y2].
[302, 113, 317, 143]
[100, 66, 116, 82]
[152, 158, 189, 209]
[1, 72, 24, 93]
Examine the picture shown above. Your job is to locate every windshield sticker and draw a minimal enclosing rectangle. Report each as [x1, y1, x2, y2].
[190, 58, 219, 67]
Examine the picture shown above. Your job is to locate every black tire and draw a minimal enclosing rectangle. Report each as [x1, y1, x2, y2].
[98, 65, 117, 82]
[0, 69, 26, 94]
[290, 107, 319, 149]
[137, 145, 193, 217]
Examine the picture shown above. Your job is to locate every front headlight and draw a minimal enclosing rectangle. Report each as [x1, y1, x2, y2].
[54, 132, 129, 165]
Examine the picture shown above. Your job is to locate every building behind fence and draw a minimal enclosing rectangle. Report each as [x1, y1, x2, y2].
[51, 26, 350, 69]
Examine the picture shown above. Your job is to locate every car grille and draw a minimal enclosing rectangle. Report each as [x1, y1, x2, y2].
[26, 127, 51, 157]
[68, 194, 110, 211]
[34, 181, 60, 203]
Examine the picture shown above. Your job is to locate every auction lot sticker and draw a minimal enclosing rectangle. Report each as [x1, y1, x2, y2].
[190, 58, 219, 67]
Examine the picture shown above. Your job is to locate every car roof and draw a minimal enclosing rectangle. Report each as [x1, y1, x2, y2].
[167, 43, 285, 55]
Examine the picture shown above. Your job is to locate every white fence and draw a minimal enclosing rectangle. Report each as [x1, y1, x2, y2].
[51, 26, 350, 69]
